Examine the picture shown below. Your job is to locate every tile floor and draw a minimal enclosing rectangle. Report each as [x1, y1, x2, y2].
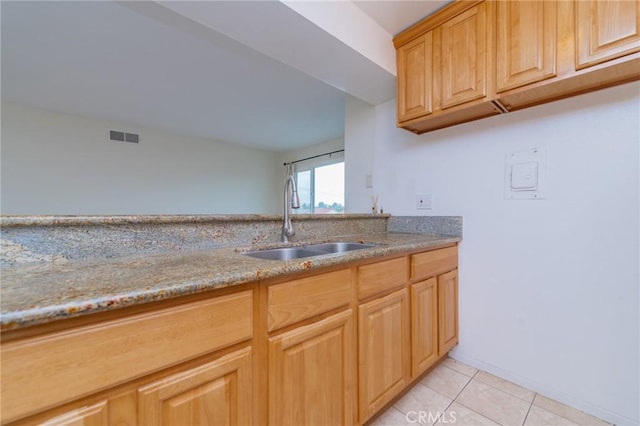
[370, 358, 611, 426]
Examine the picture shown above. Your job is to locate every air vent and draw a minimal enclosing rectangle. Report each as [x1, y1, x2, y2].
[109, 130, 139, 143]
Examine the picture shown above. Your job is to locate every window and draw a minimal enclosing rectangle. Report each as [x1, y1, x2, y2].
[294, 160, 345, 214]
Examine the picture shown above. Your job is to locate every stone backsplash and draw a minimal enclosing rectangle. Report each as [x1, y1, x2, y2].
[0, 214, 389, 265]
[1, 214, 462, 266]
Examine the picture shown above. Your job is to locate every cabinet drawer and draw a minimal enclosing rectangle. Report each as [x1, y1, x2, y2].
[358, 257, 408, 300]
[268, 269, 351, 331]
[1, 290, 253, 424]
[411, 246, 458, 281]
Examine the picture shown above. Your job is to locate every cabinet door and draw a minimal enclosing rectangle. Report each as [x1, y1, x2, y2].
[576, 0, 640, 69]
[496, 0, 557, 92]
[397, 32, 433, 123]
[438, 270, 458, 355]
[411, 278, 439, 378]
[439, 3, 488, 109]
[138, 347, 253, 426]
[269, 310, 355, 426]
[358, 289, 409, 423]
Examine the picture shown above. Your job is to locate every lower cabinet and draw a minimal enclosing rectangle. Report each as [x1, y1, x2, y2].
[410, 277, 439, 377]
[39, 348, 254, 426]
[268, 310, 356, 426]
[358, 289, 410, 423]
[138, 347, 253, 426]
[438, 269, 459, 355]
[3, 246, 459, 426]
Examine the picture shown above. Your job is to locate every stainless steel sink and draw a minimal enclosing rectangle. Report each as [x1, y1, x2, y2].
[303, 242, 377, 253]
[244, 247, 326, 261]
[244, 242, 377, 260]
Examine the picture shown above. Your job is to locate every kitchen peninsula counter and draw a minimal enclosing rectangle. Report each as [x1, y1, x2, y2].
[1, 219, 460, 331]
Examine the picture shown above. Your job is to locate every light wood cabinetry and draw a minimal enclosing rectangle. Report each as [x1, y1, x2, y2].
[576, 0, 640, 69]
[267, 269, 351, 331]
[358, 289, 410, 423]
[438, 3, 489, 109]
[357, 257, 407, 299]
[438, 270, 459, 355]
[410, 278, 439, 377]
[496, 0, 557, 92]
[268, 310, 355, 426]
[411, 245, 458, 280]
[397, 32, 433, 123]
[138, 347, 253, 426]
[2, 245, 459, 426]
[266, 269, 355, 426]
[395, 1, 501, 134]
[1, 291, 253, 424]
[394, 0, 640, 134]
[409, 247, 459, 378]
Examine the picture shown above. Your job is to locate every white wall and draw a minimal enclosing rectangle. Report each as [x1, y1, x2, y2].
[345, 83, 640, 425]
[1, 102, 281, 215]
[345, 95, 377, 213]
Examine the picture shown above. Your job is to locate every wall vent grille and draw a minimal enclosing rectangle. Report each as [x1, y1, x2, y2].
[109, 130, 139, 143]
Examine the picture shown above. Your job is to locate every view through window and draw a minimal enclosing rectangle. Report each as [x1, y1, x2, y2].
[295, 162, 344, 214]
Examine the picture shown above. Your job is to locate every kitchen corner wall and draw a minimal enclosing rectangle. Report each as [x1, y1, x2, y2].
[345, 83, 640, 425]
[1, 102, 281, 215]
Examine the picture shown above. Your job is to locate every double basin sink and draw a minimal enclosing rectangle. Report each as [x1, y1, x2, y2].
[244, 242, 376, 261]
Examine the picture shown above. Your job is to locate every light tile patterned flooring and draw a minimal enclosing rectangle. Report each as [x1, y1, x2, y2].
[370, 358, 611, 426]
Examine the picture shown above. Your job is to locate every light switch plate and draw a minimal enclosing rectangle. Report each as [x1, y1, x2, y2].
[505, 148, 546, 200]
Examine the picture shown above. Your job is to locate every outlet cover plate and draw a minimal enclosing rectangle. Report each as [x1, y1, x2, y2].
[416, 194, 433, 210]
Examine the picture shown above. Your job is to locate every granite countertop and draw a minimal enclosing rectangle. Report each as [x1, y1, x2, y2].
[0, 232, 460, 331]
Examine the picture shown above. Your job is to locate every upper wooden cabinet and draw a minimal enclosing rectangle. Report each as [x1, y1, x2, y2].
[496, 1, 557, 92]
[576, 0, 640, 69]
[397, 32, 433, 123]
[439, 3, 489, 109]
[395, 1, 502, 133]
[394, 0, 640, 134]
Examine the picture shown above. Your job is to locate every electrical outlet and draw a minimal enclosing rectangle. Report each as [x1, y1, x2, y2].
[416, 194, 432, 210]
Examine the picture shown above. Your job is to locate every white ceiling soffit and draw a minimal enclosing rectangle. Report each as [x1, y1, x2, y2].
[1, 1, 346, 151]
[353, 1, 454, 36]
[157, 0, 396, 106]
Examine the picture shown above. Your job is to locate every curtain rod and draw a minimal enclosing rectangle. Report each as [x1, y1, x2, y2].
[283, 149, 345, 166]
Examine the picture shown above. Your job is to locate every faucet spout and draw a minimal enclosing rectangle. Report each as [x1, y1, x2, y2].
[283, 174, 300, 242]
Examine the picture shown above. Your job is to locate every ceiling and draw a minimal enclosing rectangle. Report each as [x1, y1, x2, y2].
[353, 1, 451, 36]
[1, 1, 451, 152]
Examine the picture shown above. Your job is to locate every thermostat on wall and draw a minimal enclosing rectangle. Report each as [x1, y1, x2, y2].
[505, 148, 545, 200]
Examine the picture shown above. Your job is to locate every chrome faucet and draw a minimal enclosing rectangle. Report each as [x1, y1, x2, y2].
[282, 174, 300, 242]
